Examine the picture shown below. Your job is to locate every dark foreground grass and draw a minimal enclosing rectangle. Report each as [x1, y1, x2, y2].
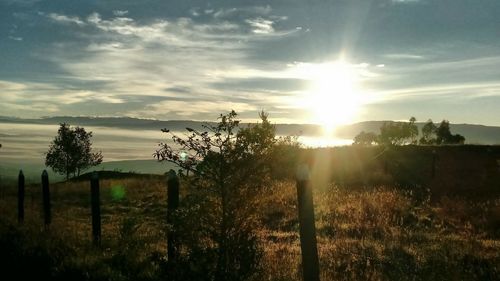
[0, 176, 499, 280]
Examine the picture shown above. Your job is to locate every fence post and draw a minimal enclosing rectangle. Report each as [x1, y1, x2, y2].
[41, 170, 51, 226]
[431, 150, 437, 178]
[167, 169, 179, 275]
[296, 163, 320, 281]
[90, 171, 101, 246]
[18, 170, 25, 224]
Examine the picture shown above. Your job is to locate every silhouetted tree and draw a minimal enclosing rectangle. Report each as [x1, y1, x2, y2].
[436, 120, 465, 144]
[154, 110, 277, 281]
[45, 123, 103, 180]
[377, 117, 417, 145]
[407, 117, 419, 144]
[268, 135, 302, 179]
[353, 131, 378, 145]
[436, 120, 452, 144]
[420, 119, 437, 144]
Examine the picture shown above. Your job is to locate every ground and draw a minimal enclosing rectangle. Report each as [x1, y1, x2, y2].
[0, 169, 499, 280]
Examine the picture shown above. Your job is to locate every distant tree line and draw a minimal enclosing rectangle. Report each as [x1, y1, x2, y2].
[353, 118, 465, 146]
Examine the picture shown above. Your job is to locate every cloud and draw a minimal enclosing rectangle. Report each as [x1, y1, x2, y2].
[86, 12, 170, 41]
[113, 10, 129, 16]
[0, 80, 61, 115]
[3, 0, 41, 6]
[5, 2, 499, 125]
[373, 82, 500, 102]
[383, 53, 425, 60]
[8, 36, 23, 41]
[213, 5, 272, 18]
[363, 55, 500, 103]
[4, 10, 301, 120]
[128, 100, 257, 119]
[0, 79, 126, 117]
[246, 18, 274, 34]
[47, 13, 86, 26]
[391, 0, 421, 3]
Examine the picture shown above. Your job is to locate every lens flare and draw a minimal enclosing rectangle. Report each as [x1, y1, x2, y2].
[111, 185, 126, 201]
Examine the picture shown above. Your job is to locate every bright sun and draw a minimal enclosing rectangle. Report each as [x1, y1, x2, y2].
[304, 60, 362, 134]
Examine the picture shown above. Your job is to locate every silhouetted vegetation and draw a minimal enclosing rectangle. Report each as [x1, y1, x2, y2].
[354, 117, 466, 146]
[45, 123, 103, 180]
[353, 131, 378, 145]
[154, 110, 279, 281]
[435, 120, 466, 145]
[419, 119, 438, 144]
[376, 117, 418, 145]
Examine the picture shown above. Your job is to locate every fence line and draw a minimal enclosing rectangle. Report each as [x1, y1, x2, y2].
[18, 170, 24, 224]
[90, 171, 102, 246]
[12, 167, 323, 281]
[41, 170, 51, 227]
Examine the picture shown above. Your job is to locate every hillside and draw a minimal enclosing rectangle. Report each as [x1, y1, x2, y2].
[1, 116, 500, 144]
[0, 159, 175, 184]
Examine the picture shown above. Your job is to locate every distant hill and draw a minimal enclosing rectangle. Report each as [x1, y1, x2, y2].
[0, 159, 175, 184]
[1, 116, 499, 144]
[70, 170, 165, 182]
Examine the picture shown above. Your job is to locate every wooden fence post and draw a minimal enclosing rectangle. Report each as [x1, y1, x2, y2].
[18, 170, 25, 224]
[431, 150, 437, 178]
[41, 170, 51, 226]
[296, 163, 320, 281]
[90, 171, 101, 246]
[167, 169, 179, 275]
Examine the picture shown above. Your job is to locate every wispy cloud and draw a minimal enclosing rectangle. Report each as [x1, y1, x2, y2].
[8, 36, 23, 41]
[3, 1, 500, 125]
[364, 55, 500, 103]
[383, 53, 425, 60]
[47, 13, 86, 26]
[129, 100, 257, 119]
[391, 0, 421, 4]
[2, 10, 302, 121]
[246, 18, 274, 34]
[373, 82, 500, 101]
[21, 10, 500, 122]
[113, 10, 129, 17]
[213, 5, 272, 18]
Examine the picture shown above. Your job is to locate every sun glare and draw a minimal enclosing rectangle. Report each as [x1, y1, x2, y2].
[303, 60, 362, 134]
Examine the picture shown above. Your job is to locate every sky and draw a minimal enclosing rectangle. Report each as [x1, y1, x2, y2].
[1, 0, 500, 126]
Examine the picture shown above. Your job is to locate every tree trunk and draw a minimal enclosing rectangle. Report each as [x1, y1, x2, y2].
[66, 154, 70, 180]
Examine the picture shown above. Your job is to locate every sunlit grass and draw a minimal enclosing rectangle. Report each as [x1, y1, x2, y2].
[0, 177, 499, 280]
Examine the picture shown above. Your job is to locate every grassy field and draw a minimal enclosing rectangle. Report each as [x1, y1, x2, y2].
[0, 171, 499, 280]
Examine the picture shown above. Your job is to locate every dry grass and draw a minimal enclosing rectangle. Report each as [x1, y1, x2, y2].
[0, 176, 499, 280]
[257, 181, 500, 280]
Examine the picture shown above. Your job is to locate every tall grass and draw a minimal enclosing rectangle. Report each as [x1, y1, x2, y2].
[0, 177, 499, 280]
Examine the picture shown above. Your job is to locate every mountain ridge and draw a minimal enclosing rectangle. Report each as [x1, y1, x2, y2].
[1, 116, 499, 144]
